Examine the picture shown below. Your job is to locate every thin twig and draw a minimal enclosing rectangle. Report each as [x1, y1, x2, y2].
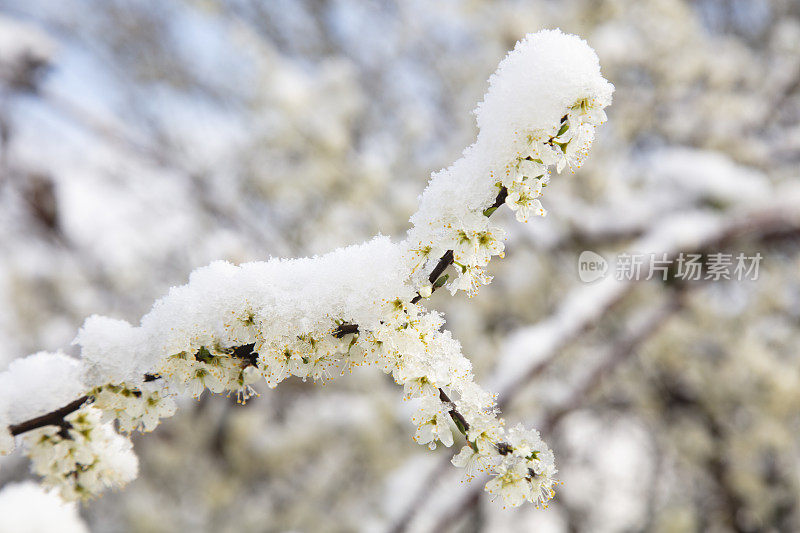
[438, 388, 470, 434]
[9, 396, 91, 436]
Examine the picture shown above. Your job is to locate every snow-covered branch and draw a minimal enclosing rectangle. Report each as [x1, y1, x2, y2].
[0, 30, 613, 509]
[391, 185, 800, 530]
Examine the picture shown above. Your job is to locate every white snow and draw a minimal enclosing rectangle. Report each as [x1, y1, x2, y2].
[76, 236, 413, 386]
[0, 352, 84, 425]
[0, 482, 88, 533]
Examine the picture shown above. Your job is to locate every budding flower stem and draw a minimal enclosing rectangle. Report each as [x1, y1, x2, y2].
[410, 187, 507, 305]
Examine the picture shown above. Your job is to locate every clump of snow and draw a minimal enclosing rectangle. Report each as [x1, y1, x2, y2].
[0, 352, 84, 425]
[76, 316, 149, 388]
[0, 482, 88, 533]
[477, 29, 614, 154]
[76, 236, 412, 385]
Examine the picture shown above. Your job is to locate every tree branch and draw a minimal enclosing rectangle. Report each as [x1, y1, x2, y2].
[9, 396, 91, 437]
[7, 189, 510, 438]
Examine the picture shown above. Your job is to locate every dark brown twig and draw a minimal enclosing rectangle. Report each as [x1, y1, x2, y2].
[438, 388, 470, 434]
[9, 396, 91, 437]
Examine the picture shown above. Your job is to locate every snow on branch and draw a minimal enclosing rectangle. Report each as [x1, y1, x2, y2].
[0, 29, 613, 509]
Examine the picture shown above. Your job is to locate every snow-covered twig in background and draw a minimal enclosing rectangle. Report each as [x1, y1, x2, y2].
[0, 29, 613, 509]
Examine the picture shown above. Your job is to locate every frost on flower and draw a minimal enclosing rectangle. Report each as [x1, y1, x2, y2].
[0, 29, 611, 510]
[451, 445, 489, 479]
[412, 396, 454, 450]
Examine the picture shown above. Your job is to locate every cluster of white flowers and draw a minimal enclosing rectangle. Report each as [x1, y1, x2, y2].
[0, 29, 611, 509]
[90, 382, 177, 433]
[23, 406, 138, 501]
[454, 423, 557, 507]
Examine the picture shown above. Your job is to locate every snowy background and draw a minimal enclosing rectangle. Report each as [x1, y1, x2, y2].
[1, 0, 800, 531]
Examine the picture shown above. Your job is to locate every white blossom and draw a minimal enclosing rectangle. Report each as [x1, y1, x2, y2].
[91, 383, 177, 433]
[412, 396, 454, 450]
[485, 459, 533, 508]
[506, 181, 546, 222]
